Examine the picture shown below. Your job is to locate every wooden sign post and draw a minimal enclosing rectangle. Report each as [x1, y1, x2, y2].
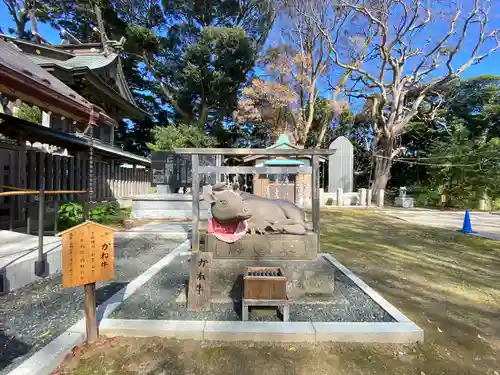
[187, 252, 213, 311]
[59, 221, 117, 342]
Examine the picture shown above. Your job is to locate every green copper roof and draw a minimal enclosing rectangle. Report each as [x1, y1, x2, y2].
[267, 134, 295, 149]
[276, 134, 291, 145]
[28, 53, 117, 71]
[63, 54, 117, 70]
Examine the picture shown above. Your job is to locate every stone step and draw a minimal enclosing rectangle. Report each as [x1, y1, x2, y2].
[0, 230, 62, 294]
[131, 194, 209, 220]
[126, 222, 192, 233]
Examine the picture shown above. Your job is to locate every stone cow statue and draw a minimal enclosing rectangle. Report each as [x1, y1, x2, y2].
[201, 183, 307, 235]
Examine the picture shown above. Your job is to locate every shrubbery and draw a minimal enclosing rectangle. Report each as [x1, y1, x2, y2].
[57, 201, 131, 231]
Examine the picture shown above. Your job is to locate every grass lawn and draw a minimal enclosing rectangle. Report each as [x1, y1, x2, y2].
[52, 210, 500, 375]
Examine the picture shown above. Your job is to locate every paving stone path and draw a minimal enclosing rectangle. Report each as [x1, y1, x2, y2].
[379, 209, 500, 240]
[0, 226, 187, 375]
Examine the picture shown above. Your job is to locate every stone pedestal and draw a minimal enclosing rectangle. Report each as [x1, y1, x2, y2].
[394, 196, 414, 208]
[377, 189, 385, 208]
[205, 232, 318, 260]
[336, 188, 343, 206]
[478, 199, 487, 211]
[359, 189, 367, 207]
[367, 189, 372, 206]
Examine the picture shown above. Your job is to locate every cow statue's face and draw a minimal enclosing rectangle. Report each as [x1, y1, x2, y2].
[202, 189, 252, 224]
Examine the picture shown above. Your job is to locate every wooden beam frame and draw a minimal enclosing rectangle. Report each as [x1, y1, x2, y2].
[198, 166, 313, 174]
[175, 148, 335, 156]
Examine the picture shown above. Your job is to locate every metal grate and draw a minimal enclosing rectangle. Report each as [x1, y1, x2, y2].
[247, 270, 283, 277]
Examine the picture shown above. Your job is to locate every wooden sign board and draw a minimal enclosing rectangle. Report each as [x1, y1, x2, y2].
[59, 221, 117, 288]
[187, 252, 213, 311]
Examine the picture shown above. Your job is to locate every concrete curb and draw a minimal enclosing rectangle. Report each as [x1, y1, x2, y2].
[97, 253, 422, 345]
[1, 242, 62, 294]
[321, 253, 412, 323]
[98, 319, 423, 344]
[6, 239, 191, 375]
[5, 331, 85, 375]
[99, 319, 206, 340]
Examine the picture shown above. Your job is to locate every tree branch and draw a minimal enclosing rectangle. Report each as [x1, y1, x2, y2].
[133, 51, 193, 121]
[412, 8, 461, 79]
[4, 0, 20, 24]
[446, 0, 481, 74]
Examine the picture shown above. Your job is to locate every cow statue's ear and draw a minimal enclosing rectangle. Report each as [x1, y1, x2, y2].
[201, 191, 217, 203]
[211, 182, 226, 191]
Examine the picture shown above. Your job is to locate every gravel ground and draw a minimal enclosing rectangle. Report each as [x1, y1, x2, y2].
[111, 254, 394, 323]
[0, 235, 186, 375]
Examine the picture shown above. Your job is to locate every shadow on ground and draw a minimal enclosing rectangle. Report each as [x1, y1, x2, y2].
[320, 210, 500, 375]
[96, 282, 128, 306]
[0, 332, 30, 371]
[0, 281, 129, 373]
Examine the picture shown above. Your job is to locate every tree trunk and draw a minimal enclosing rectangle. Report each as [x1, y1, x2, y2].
[29, 9, 40, 43]
[371, 135, 394, 193]
[17, 14, 28, 39]
[198, 103, 208, 129]
[315, 120, 328, 148]
[300, 81, 316, 145]
[94, 4, 108, 52]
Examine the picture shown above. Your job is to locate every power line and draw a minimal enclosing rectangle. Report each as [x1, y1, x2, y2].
[373, 154, 498, 168]
[396, 148, 500, 161]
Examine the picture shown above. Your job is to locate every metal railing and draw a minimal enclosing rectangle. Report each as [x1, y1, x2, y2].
[0, 185, 88, 277]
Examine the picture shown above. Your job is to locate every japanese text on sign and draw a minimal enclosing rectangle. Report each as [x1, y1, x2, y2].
[61, 222, 116, 288]
[187, 252, 213, 310]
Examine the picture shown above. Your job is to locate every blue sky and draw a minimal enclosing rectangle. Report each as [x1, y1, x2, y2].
[1, 2, 499, 88]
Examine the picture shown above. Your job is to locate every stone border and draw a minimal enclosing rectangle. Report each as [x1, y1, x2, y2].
[1, 242, 62, 293]
[321, 254, 412, 323]
[98, 319, 422, 344]
[8, 248, 423, 375]
[96, 253, 423, 344]
[7, 239, 191, 375]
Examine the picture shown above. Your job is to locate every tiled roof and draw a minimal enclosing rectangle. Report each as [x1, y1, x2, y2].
[3, 35, 147, 120]
[0, 40, 93, 108]
[0, 39, 115, 128]
[25, 50, 144, 117]
[26, 54, 64, 65]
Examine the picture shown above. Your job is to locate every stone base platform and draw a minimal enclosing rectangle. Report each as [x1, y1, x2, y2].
[176, 257, 336, 305]
[0, 230, 62, 294]
[106, 252, 423, 343]
[212, 258, 335, 303]
[205, 232, 318, 260]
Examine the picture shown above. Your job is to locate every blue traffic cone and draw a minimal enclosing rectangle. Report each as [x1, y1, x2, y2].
[458, 209, 476, 234]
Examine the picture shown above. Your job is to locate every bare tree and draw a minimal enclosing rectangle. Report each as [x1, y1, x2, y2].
[235, 0, 349, 146]
[273, 0, 377, 147]
[307, 0, 500, 191]
[278, 0, 332, 146]
[235, 77, 297, 143]
[3, 0, 37, 39]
